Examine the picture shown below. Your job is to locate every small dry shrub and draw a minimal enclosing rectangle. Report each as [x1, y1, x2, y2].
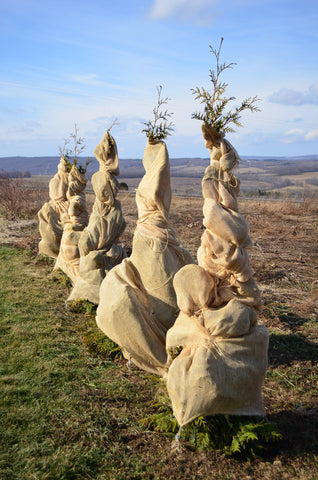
[0, 178, 47, 220]
[15, 231, 40, 256]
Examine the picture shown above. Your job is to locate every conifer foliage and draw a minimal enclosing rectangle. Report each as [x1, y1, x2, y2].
[191, 38, 260, 133]
[142, 85, 175, 140]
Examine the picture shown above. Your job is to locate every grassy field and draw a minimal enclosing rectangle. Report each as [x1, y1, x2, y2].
[0, 182, 317, 479]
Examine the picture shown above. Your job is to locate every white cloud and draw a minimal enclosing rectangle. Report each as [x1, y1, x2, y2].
[149, 0, 220, 25]
[305, 129, 318, 141]
[269, 83, 318, 106]
[69, 73, 99, 84]
[285, 129, 304, 136]
[150, 0, 186, 18]
[282, 128, 318, 144]
[8, 121, 41, 135]
[282, 129, 305, 143]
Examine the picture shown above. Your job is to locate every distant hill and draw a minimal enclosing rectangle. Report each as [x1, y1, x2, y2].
[0, 155, 317, 197]
[0, 154, 317, 177]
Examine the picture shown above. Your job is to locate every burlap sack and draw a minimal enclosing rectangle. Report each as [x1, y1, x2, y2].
[54, 226, 83, 284]
[172, 264, 215, 316]
[48, 157, 69, 204]
[38, 203, 64, 258]
[166, 299, 268, 427]
[68, 133, 126, 304]
[196, 127, 261, 308]
[53, 167, 88, 284]
[129, 229, 193, 329]
[38, 157, 69, 258]
[94, 131, 119, 176]
[96, 139, 193, 373]
[197, 228, 253, 282]
[165, 127, 268, 427]
[67, 245, 126, 304]
[79, 198, 125, 257]
[202, 198, 249, 247]
[96, 258, 168, 375]
[130, 139, 193, 325]
[136, 139, 171, 219]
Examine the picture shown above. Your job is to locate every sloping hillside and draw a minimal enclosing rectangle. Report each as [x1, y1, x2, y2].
[1, 155, 317, 196]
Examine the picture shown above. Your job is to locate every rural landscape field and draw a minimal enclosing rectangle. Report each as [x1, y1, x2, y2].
[0, 161, 317, 479]
[1, 154, 318, 198]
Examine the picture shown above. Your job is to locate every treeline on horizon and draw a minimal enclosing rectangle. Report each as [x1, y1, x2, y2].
[0, 155, 317, 179]
[0, 169, 31, 179]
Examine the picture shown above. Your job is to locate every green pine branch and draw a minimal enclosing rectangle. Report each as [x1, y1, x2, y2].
[142, 85, 175, 141]
[191, 37, 261, 134]
[140, 384, 282, 457]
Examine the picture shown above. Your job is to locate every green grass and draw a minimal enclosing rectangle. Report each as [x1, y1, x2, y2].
[0, 246, 156, 479]
[0, 246, 317, 479]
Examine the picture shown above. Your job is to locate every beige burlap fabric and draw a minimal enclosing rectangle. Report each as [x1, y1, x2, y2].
[38, 157, 70, 258]
[165, 126, 268, 427]
[197, 125, 261, 308]
[54, 166, 88, 284]
[68, 133, 126, 304]
[166, 264, 268, 427]
[97, 258, 168, 375]
[96, 139, 193, 374]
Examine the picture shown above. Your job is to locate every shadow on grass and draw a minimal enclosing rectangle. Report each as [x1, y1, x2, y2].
[263, 302, 316, 329]
[267, 408, 318, 457]
[277, 310, 317, 330]
[268, 332, 318, 365]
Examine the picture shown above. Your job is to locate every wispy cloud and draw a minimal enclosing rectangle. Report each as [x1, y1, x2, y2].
[8, 121, 41, 135]
[305, 129, 318, 141]
[282, 128, 318, 144]
[0, 106, 27, 115]
[69, 73, 99, 84]
[269, 83, 318, 106]
[149, 0, 220, 25]
[283, 129, 304, 143]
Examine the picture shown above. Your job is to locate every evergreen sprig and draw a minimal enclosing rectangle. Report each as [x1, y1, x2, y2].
[142, 85, 175, 140]
[67, 299, 123, 359]
[191, 38, 260, 134]
[140, 385, 282, 457]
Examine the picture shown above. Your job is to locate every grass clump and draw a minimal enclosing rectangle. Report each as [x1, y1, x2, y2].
[81, 318, 122, 360]
[50, 268, 73, 287]
[67, 299, 123, 360]
[67, 298, 98, 316]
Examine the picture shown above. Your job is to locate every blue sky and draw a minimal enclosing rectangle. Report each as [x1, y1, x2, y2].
[0, 0, 317, 159]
